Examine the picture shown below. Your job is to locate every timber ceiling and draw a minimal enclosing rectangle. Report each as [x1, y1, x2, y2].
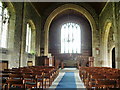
[32, 2, 106, 15]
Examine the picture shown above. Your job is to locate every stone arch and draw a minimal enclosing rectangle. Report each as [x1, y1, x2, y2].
[26, 19, 36, 53]
[27, 19, 36, 30]
[26, 19, 36, 66]
[44, 4, 97, 60]
[102, 20, 112, 67]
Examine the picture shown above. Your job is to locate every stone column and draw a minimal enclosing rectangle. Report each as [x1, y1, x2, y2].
[115, 2, 120, 69]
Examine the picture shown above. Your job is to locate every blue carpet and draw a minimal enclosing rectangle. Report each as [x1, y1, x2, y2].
[56, 72, 76, 90]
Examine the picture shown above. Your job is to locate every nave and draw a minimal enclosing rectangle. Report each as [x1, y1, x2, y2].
[0, 1, 120, 90]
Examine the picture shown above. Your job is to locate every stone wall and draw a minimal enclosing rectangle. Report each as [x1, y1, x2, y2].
[20, 2, 41, 67]
[115, 2, 120, 69]
[0, 2, 41, 69]
[99, 2, 119, 68]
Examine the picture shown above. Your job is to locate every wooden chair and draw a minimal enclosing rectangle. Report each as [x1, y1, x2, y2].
[0, 74, 7, 89]
[44, 70, 52, 88]
[23, 74, 38, 89]
[34, 72, 44, 89]
[88, 75, 106, 88]
[117, 80, 120, 88]
[6, 74, 24, 89]
[79, 67, 120, 89]
[95, 80, 116, 89]
[6, 79, 24, 89]
[9, 74, 23, 79]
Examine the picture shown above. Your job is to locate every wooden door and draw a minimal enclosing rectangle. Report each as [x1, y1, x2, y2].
[0, 61, 8, 71]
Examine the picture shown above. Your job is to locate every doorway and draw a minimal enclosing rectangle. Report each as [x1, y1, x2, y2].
[112, 47, 115, 68]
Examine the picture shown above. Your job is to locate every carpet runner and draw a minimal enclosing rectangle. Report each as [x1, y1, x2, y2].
[56, 72, 76, 89]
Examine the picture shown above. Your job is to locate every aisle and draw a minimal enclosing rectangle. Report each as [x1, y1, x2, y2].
[50, 68, 86, 89]
[56, 72, 76, 88]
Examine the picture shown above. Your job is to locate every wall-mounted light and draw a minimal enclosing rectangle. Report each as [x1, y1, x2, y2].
[96, 48, 100, 55]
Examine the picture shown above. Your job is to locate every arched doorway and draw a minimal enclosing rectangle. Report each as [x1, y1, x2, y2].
[49, 9, 92, 67]
[112, 47, 115, 68]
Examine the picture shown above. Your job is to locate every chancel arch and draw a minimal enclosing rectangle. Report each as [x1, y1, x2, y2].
[44, 4, 97, 65]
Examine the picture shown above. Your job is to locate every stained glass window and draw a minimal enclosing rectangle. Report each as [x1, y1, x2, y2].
[61, 23, 81, 53]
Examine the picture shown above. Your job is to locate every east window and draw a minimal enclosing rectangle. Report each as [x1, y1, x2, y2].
[61, 23, 81, 53]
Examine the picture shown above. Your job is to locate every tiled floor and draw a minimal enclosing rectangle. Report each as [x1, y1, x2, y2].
[50, 68, 86, 89]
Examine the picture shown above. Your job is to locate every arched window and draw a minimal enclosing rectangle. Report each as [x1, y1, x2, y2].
[25, 23, 32, 53]
[61, 22, 81, 53]
[0, 2, 10, 48]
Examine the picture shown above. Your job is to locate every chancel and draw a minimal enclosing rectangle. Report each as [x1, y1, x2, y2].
[0, 1, 120, 89]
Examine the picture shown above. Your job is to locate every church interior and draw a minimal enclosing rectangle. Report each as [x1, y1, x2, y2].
[0, 1, 120, 89]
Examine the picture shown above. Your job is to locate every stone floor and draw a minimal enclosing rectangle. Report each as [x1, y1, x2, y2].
[50, 68, 86, 89]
